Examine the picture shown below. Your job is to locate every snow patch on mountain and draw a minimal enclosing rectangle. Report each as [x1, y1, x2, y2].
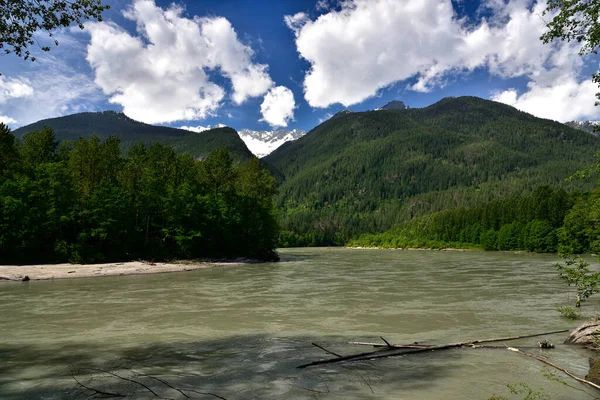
[238, 129, 306, 157]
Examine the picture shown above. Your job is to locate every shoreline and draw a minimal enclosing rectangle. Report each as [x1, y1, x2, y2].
[0, 259, 252, 282]
[345, 246, 478, 252]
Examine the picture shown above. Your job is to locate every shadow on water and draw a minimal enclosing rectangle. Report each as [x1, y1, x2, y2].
[0, 334, 459, 399]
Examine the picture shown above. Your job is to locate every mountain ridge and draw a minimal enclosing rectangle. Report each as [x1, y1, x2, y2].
[12, 111, 253, 161]
[265, 96, 599, 246]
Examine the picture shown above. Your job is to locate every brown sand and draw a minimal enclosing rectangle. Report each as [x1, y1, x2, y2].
[0, 260, 242, 282]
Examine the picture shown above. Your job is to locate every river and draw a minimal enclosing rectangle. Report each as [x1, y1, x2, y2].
[1, 248, 597, 399]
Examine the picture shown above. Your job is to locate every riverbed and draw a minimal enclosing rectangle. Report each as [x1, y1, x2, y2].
[1, 248, 597, 399]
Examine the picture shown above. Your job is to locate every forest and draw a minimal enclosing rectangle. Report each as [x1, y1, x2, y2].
[267, 97, 600, 247]
[0, 124, 279, 264]
[349, 185, 600, 254]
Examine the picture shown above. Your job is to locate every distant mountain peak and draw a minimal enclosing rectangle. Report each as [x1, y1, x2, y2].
[564, 120, 600, 134]
[380, 100, 408, 110]
[238, 128, 306, 158]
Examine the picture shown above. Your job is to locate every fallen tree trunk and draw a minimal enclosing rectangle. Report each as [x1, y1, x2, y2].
[0, 275, 28, 282]
[298, 329, 569, 369]
[507, 347, 600, 393]
[298, 342, 466, 369]
[348, 329, 570, 349]
[349, 342, 433, 349]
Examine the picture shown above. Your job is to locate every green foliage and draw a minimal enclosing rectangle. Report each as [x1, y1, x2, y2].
[487, 382, 550, 400]
[0, 123, 19, 179]
[506, 382, 550, 400]
[556, 306, 582, 320]
[556, 256, 600, 307]
[0, 0, 110, 62]
[20, 126, 58, 171]
[541, 0, 600, 105]
[13, 112, 253, 162]
[0, 127, 279, 264]
[349, 186, 573, 253]
[266, 97, 598, 246]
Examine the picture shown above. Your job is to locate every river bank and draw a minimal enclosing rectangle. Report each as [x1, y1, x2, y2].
[0, 259, 253, 282]
[346, 246, 478, 252]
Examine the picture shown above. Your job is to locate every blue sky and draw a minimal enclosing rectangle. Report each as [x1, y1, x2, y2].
[1, 0, 600, 133]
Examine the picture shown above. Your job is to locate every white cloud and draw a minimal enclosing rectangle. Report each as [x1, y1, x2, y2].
[179, 123, 227, 133]
[287, 0, 598, 121]
[0, 76, 33, 104]
[0, 115, 17, 125]
[318, 112, 334, 123]
[491, 79, 599, 122]
[284, 12, 310, 36]
[1, 54, 102, 127]
[260, 86, 296, 127]
[86, 0, 276, 124]
[288, 0, 467, 107]
[315, 0, 331, 11]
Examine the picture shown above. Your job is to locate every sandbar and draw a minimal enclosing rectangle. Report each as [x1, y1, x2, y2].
[0, 260, 245, 282]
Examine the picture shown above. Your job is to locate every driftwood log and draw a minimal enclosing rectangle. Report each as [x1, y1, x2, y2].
[564, 320, 600, 347]
[298, 329, 569, 369]
[301, 328, 600, 395]
[507, 347, 600, 392]
[348, 330, 570, 349]
[0, 275, 29, 282]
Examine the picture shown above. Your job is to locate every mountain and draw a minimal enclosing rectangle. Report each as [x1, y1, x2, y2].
[237, 129, 306, 158]
[564, 120, 599, 134]
[380, 100, 408, 110]
[12, 111, 253, 161]
[264, 96, 600, 246]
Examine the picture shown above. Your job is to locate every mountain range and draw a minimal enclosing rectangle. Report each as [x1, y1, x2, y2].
[265, 96, 599, 245]
[11, 97, 600, 247]
[13, 112, 306, 159]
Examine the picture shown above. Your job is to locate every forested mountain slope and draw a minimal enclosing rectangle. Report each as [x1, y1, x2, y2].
[264, 96, 600, 246]
[13, 111, 253, 161]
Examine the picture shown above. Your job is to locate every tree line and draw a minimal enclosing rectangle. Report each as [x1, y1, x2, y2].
[0, 124, 279, 264]
[349, 185, 600, 254]
[266, 97, 598, 248]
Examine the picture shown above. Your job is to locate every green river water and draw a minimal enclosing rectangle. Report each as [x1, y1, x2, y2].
[1, 248, 598, 399]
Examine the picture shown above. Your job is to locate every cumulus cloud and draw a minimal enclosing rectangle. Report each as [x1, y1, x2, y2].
[260, 86, 296, 127]
[0, 115, 17, 125]
[491, 79, 599, 122]
[86, 0, 279, 124]
[287, 0, 597, 121]
[0, 76, 33, 104]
